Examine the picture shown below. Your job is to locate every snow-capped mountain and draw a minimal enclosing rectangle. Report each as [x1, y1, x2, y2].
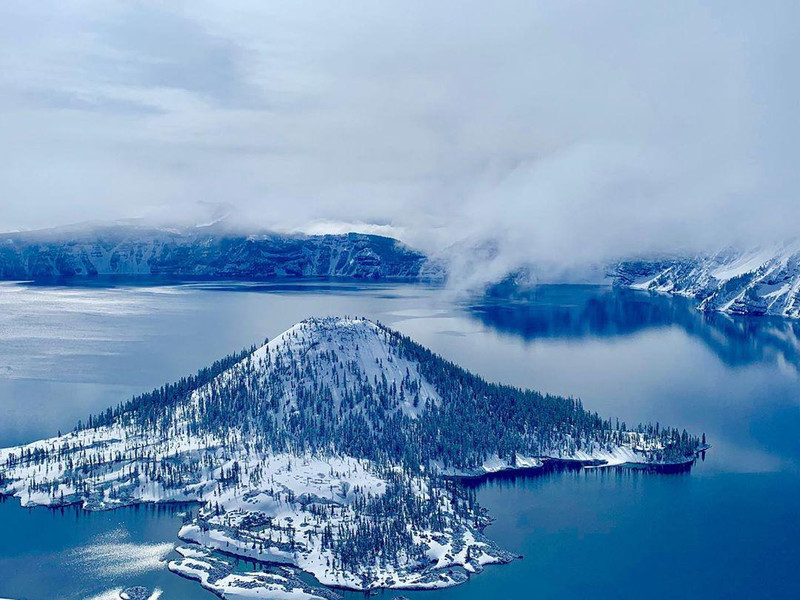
[0, 317, 703, 598]
[0, 223, 433, 280]
[613, 242, 800, 318]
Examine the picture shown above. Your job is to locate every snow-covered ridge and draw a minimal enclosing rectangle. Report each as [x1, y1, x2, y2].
[0, 317, 705, 598]
[0, 225, 432, 281]
[614, 242, 800, 319]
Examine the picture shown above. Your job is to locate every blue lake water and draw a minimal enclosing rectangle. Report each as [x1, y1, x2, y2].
[0, 280, 797, 599]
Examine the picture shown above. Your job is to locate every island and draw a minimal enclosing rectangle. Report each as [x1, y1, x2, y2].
[0, 317, 706, 599]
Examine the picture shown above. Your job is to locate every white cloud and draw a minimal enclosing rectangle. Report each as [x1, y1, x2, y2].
[0, 0, 797, 279]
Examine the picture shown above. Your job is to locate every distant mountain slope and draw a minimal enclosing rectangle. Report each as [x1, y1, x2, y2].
[0, 317, 704, 596]
[613, 243, 800, 318]
[0, 224, 433, 280]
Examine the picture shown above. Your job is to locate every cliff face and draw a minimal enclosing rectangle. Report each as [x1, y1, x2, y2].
[613, 243, 800, 319]
[0, 225, 432, 280]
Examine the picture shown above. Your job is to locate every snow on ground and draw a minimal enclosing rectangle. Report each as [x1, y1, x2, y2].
[169, 546, 335, 600]
[710, 246, 783, 281]
[247, 317, 442, 419]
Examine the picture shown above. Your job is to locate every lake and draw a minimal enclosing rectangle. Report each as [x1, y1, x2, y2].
[0, 280, 797, 599]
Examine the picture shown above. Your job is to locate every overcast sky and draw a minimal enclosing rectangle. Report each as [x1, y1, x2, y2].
[1, 1, 798, 267]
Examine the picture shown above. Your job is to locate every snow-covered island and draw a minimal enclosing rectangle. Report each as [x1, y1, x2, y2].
[0, 317, 706, 599]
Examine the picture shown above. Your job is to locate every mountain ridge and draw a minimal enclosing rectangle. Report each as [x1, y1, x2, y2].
[0, 224, 436, 281]
[613, 242, 800, 318]
[5, 221, 800, 322]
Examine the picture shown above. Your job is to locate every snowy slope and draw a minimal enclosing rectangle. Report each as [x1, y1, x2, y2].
[613, 242, 800, 319]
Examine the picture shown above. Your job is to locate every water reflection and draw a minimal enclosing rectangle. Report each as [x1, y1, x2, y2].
[473, 284, 800, 371]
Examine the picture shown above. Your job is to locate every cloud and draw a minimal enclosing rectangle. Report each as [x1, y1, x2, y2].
[0, 1, 798, 281]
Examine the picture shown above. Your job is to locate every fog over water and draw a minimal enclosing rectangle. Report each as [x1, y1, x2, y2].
[2, 1, 799, 278]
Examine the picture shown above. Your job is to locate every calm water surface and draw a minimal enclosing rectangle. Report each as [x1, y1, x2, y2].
[0, 280, 797, 599]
